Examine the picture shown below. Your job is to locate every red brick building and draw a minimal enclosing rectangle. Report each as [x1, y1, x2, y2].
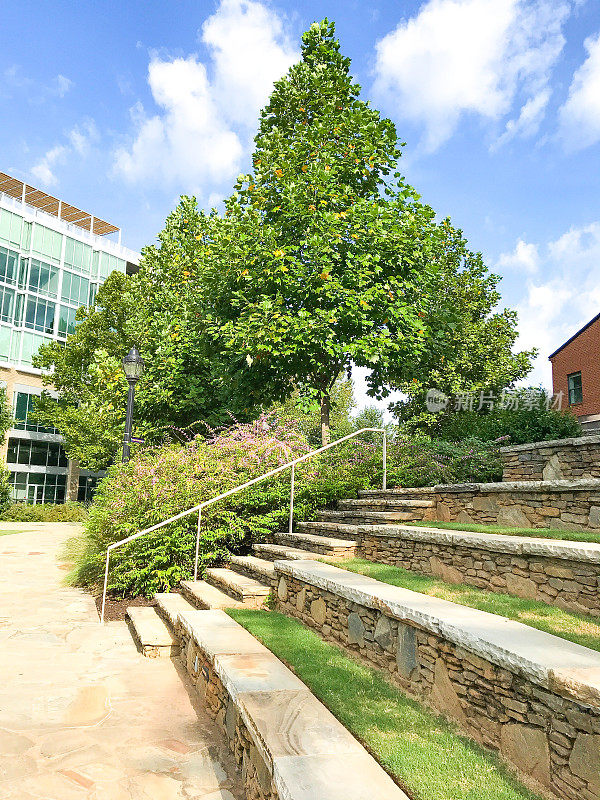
[549, 312, 600, 432]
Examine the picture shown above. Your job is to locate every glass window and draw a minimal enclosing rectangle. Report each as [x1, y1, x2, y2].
[78, 475, 102, 504]
[6, 438, 67, 468]
[64, 237, 92, 274]
[61, 271, 89, 306]
[0, 245, 19, 285]
[97, 251, 126, 279]
[57, 305, 78, 337]
[24, 297, 55, 334]
[31, 224, 62, 264]
[27, 258, 59, 297]
[568, 372, 583, 405]
[0, 210, 24, 248]
[0, 286, 15, 323]
[13, 391, 58, 434]
[0, 325, 11, 361]
[8, 471, 66, 504]
[20, 330, 48, 365]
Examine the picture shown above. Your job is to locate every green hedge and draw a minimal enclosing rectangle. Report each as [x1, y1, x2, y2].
[0, 502, 89, 522]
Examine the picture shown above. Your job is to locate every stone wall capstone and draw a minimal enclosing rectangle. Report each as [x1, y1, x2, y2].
[273, 560, 600, 800]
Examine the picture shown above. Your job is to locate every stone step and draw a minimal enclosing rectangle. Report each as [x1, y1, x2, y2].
[178, 609, 407, 800]
[297, 520, 362, 540]
[359, 487, 435, 498]
[228, 554, 276, 583]
[154, 591, 196, 632]
[317, 509, 432, 524]
[205, 567, 271, 607]
[126, 605, 179, 658]
[253, 542, 326, 562]
[337, 498, 435, 509]
[180, 579, 246, 610]
[271, 530, 357, 558]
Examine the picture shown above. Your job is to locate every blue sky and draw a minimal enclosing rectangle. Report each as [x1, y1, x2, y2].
[2, 0, 600, 410]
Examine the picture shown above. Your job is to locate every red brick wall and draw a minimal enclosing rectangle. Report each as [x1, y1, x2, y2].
[550, 317, 600, 418]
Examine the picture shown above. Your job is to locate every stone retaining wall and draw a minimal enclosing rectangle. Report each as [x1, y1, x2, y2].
[274, 560, 600, 800]
[501, 436, 600, 482]
[358, 526, 600, 615]
[179, 621, 275, 800]
[361, 480, 600, 530]
[176, 608, 405, 800]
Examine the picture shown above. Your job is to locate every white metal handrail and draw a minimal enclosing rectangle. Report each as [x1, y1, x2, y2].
[100, 427, 387, 622]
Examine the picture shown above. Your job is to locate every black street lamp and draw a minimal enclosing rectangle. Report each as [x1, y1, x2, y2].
[121, 346, 145, 463]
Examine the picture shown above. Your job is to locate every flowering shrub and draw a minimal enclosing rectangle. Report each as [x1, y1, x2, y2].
[73, 415, 376, 597]
[72, 416, 502, 598]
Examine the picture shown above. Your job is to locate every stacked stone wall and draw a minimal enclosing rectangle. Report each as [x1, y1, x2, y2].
[502, 436, 600, 482]
[179, 625, 277, 800]
[359, 531, 600, 615]
[275, 570, 600, 800]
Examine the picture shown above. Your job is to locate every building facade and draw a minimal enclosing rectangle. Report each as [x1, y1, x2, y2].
[0, 173, 139, 503]
[549, 312, 600, 433]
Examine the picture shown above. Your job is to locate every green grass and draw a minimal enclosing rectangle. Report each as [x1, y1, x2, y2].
[328, 558, 600, 653]
[229, 609, 541, 800]
[0, 529, 27, 536]
[413, 521, 600, 544]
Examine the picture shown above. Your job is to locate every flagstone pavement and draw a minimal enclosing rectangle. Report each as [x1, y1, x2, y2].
[0, 522, 244, 800]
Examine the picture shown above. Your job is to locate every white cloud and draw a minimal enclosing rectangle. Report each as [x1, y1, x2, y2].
[1, 65, 73, 101]
[559, 31, 600, 150]
[30, 120, 99, 187]
[201, 0, 297, 127]
[506, 222, 600, 387]
[373, 0, 570, 152]
[497, 238, 540, 273]
[113, 0, 298, 196]
[495, 88, 551, 147]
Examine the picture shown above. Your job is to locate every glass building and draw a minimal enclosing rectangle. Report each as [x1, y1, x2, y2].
[0, 172, 140, 503]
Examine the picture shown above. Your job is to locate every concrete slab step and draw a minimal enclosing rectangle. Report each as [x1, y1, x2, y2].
[229, 554, 276, 583]
[297, 520, 362, 539]
[180, 579, 247, 610]
[317, 509, 431, 524]
[253, 542, 326, 562]
[272, 530, 357, 558]
[205, 567, 270, 607]
[154, 591, 196, 632]
[126, 606, 179, 658]
[338, 498, 435, 509]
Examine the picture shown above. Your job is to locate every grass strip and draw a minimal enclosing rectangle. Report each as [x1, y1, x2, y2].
[229, 609, 541, 800]
[413, 521, 600, 544]
[328, 558, 600, 652]
[0, 529, 29, 536]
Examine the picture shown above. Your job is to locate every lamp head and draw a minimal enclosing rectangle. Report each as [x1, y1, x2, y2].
[122, 346, 145, 382]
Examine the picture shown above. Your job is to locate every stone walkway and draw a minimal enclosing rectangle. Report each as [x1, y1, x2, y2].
[0, 523, 244, 800]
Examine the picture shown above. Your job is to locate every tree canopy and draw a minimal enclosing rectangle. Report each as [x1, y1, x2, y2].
[34, 18, 534, 462]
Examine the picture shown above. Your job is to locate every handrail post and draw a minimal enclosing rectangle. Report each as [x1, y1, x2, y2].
[194, 507, 202, 581]
[100, 549, 110, 624]
[382, 430, 387, 491]
[288, 464, 295, 535]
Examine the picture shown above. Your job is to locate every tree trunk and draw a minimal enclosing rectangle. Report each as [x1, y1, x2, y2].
[320, 392, 330, 447]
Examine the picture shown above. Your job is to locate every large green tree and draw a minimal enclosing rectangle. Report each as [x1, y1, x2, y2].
[33, 199, 276, 469]
[35, 18, 534, 461]
[202, 20, 532, 444]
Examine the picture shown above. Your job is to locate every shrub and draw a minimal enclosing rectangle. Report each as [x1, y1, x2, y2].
[72, 417, 502, 599]
[373, 434, 503, 488]
[0, 465, 12, 515]
[424, 388, 582, 445]
[0, 502, 89, 522]
[73, 416, 379, 598]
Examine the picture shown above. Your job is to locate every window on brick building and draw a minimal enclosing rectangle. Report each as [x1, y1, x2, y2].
[568, 371, 583, 405]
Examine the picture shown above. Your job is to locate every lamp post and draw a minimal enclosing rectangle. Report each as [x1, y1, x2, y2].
[121, 346, 145, 463]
